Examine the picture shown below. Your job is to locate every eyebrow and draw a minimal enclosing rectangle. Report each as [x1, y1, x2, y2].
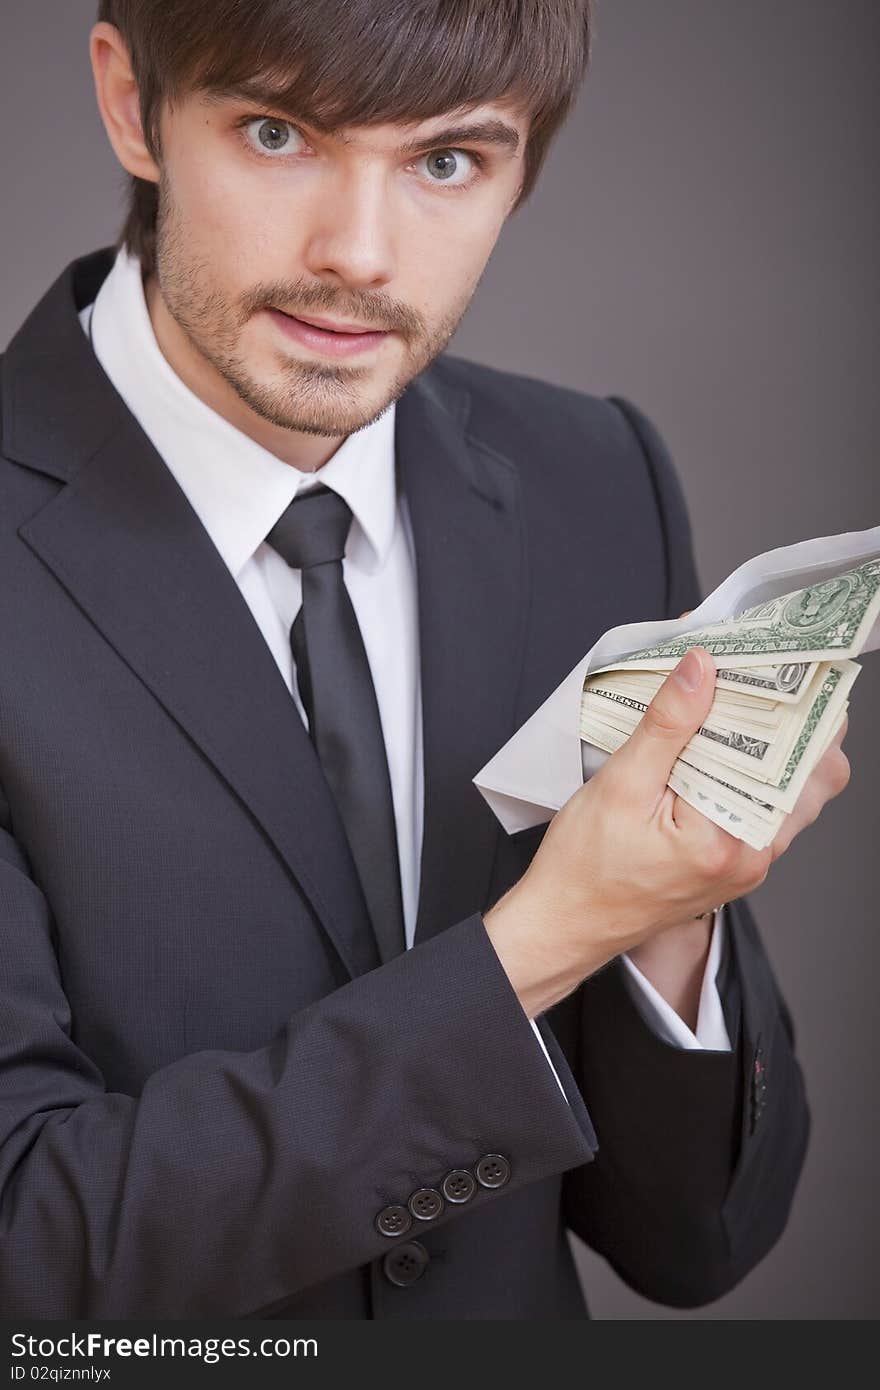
[204, 86, 520, 156]
[397, 121, 520, 156]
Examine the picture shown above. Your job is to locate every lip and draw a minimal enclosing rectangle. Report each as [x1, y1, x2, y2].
[293, 311, 385, 333]
[267, 307, 391, 358]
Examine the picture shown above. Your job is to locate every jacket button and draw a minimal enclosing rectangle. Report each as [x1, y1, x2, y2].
[383, 1239, 430, 1287]
[441, 1168, 477, 1204]
[375, 1204, 412, 1238]
[475, 1153, 511, 1189]
[407, 1186, 444, 1221]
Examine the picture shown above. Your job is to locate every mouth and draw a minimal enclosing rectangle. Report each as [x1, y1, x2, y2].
[288, 310, 389, 333]
[267, 307, 392, 358]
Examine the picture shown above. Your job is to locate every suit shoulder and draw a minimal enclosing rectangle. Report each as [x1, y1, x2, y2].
[432, 352, 652, 471]
[430, 354, 693, 587]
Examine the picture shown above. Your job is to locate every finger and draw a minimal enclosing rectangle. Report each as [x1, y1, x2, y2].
[770, 750, 851, 859]
[669, 788, 715, 836]
[795, 745, 851, 812]
[610, 646, 716, 813]
[812, 747, 851, 809]
[670, 791, 741, 864]
[671, 793, 772, 891]
[815, 744, 851, 797]
[773, 790, 822, 856]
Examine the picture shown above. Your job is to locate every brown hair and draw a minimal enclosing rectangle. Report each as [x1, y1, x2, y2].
[97, 0, 593, 277]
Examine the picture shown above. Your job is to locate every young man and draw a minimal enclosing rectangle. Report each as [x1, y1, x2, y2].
[0, 1, 847, 1318]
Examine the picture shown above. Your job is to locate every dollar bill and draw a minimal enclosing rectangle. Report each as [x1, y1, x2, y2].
[675, 662, 858, 811]
[597, 661, 817, 706]
[591, 557, 880, 671]
[583, 660, 857, 789]
[709, 660, 818, 701]
[578, 556, 875, 846]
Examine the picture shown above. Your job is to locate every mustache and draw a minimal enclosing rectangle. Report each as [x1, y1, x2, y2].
[240, 281, 424, 336]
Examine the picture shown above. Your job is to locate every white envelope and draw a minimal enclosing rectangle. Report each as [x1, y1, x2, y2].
[474, 524, 880, 834]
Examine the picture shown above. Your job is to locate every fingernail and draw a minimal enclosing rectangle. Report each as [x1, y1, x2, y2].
[674, 649, 702, 692]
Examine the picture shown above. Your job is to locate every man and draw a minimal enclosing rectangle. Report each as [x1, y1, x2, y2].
[0, 1, 846, 1318]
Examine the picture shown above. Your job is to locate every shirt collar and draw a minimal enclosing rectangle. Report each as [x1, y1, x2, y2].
[84, 247, 398, 579]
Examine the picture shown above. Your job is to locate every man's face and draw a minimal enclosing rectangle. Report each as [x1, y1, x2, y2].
[148, 89, 529, 441]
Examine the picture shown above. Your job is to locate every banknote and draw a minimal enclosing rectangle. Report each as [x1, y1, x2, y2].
[591, 557, 880, 672]
[582, 659, 858, 793]
[666, 764, 785, 849]
[597, 661, 817, 706]
[707, 660, 818, 701]
[579, 556, 876, 846]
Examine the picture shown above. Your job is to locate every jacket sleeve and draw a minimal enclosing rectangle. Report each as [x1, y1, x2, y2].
[553, 395, 810, 1307]
[0, 798, 597, 1318]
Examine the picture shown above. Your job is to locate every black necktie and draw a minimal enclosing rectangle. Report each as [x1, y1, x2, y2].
[264, 485, 406, 964]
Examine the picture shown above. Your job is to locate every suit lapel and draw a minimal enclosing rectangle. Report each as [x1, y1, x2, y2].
[396, 370, 528, 947]
[4, 249, 381, 981]
[3, 249, 529, 977]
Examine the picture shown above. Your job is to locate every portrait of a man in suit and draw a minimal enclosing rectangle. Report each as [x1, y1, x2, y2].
[0, 0, 852, 1319]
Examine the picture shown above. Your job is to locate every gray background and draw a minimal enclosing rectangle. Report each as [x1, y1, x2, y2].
[2, 0, 877, 1319]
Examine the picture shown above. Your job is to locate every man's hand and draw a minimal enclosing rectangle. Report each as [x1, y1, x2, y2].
[483, 640, 851, 1022]
[484, 645, 770, 1017]
[624, 597, 851, 1025]
[624, 710, 850, 1028]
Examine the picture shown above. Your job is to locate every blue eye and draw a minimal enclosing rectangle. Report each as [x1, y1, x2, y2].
[243, 117, 306, 156]
[238, 117, 481, 187]
[418, 148, 478, 186]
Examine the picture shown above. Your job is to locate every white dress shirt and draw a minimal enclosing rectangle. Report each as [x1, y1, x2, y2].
[78, 249, 730, 1112]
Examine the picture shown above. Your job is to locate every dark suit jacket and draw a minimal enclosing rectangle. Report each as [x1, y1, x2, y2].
[0, 247, 808, 1318]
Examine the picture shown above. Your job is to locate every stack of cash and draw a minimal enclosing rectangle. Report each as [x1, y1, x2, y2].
[580, 558, 880, 849]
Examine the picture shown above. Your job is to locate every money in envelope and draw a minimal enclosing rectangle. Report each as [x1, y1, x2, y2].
[474, 525, 880, 847]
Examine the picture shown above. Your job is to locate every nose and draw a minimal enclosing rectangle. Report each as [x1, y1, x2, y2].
[301, 164, 397, 291]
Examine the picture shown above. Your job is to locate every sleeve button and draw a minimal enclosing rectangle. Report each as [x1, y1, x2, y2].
[375, 1204, 413, 1238]
[407, 1186, 445, 1221]
[441, 1168, 477, 1204]
[475, 1153, 511, 1189]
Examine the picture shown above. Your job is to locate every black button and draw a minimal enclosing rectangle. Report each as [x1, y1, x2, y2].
[375, 1204, 412, 1238]
[408, 1187, 444, 1221]
[475, 1153, 511, 1189]
[383, 1239, 429, 1287]
[441, 1168, 477, 1204]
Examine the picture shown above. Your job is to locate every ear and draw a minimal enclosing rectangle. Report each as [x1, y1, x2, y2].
[89, 20, 160, 184]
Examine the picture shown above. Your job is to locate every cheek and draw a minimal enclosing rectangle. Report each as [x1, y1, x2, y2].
[427, 195, 505, 258]
[172, 148, 279, 253]
[405, 214, 501, 317]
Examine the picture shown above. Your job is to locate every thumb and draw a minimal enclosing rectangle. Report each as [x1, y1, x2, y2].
[609, 646, 716, 806]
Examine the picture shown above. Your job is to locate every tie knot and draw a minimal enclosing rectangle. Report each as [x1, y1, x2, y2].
[265, 485, 353, 571]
